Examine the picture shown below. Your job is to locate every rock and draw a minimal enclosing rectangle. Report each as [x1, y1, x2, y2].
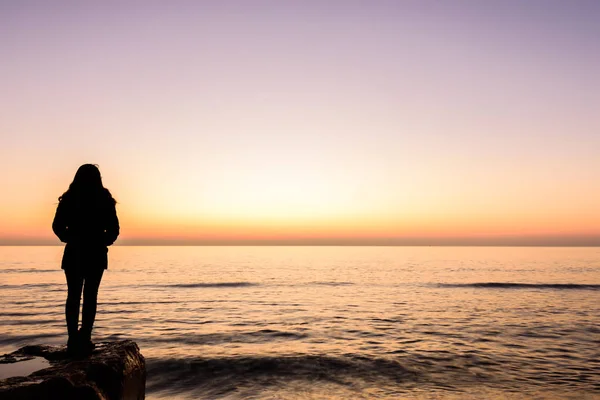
[0, 340, 146, 400]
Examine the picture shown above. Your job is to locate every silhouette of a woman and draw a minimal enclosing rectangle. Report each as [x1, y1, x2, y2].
[52, 164, 120, 354]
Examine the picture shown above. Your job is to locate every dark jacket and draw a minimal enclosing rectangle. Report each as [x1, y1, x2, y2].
[52, 190, 120, 270]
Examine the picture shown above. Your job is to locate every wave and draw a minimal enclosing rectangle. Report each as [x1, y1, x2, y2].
[309, 281, 354, 286]
[0, 333, 62, 347]
[144, 281, 355, 289]
[144, 350, 600, 397]
[0, 283, 62, 290]
[163, 282, 257, 288]
[144, 329, 308, 346]
[146, 354, 417, 396]
[438, 283, 600, 290]
[101, 300, 181, 305]
[0, 269, 57, 274]
[0, 311, 41, 317]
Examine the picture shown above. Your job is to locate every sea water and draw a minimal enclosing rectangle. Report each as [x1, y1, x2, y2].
[1, 246, 599, 399]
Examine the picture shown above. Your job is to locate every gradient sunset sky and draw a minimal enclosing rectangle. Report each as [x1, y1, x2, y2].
[1, 1, 599, 245]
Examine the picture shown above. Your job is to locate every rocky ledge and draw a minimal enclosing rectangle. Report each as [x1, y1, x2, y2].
[0, 340, 145, 400]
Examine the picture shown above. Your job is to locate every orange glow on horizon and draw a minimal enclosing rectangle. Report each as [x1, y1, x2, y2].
[2, 196, 598, 245]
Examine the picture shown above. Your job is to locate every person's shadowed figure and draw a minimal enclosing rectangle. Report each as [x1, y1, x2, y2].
[52, 164, 119, 355]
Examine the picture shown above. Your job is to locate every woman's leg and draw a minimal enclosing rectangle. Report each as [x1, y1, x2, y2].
[81, 268, 105, 340]
[64, 269, 84, 341]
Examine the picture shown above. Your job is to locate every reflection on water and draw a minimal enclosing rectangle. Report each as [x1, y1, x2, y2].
[1, 246, 599, 398]
[0, 357, 50, 380]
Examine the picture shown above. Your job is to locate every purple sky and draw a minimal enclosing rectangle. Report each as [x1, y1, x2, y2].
[1, 1, 599, 245]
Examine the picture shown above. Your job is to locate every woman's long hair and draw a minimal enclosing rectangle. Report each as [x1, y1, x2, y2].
[59, 164, 116, 205]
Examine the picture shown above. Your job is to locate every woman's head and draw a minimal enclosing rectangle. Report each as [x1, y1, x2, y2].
[72, 164, 103, 190]
[60, 164, 115, 203]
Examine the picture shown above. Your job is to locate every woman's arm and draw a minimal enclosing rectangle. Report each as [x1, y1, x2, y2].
[52, 201, 70, 243]
[104, 203, 120, 246]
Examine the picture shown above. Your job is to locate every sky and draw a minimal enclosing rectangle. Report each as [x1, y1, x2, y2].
[1, 1, 599, 245]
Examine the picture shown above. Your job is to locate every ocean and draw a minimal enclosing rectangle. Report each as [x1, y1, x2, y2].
[1, 246, 599, 399]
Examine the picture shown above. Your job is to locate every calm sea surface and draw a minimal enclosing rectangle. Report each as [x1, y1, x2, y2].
[1, 246, 599, 399]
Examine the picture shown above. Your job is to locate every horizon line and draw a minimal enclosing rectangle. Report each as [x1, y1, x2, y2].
[2, 244, 600, 247]
[2, 238, 599, 247]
